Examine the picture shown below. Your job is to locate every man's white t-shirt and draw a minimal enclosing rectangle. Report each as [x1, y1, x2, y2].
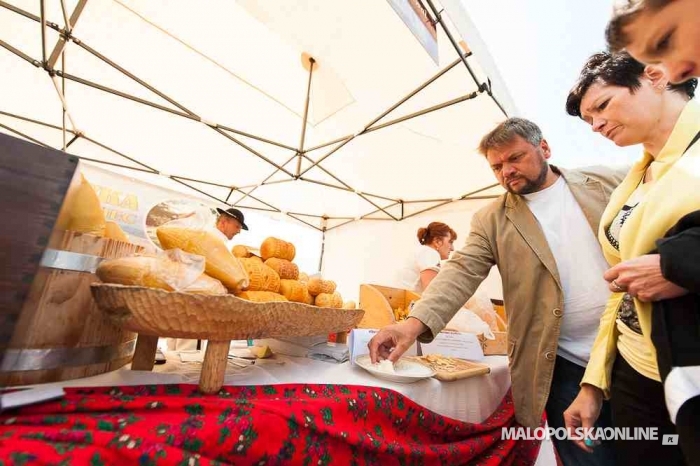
[398, 245, 441, 293]
[523, 175, 611, 367]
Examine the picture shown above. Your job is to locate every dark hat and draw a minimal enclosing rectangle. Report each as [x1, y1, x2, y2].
[216, 207, 249, 230]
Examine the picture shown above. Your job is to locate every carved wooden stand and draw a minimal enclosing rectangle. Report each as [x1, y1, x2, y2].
[91, 284, 365, 394]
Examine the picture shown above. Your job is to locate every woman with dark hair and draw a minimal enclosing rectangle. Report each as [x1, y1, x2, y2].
[605, 0, 699, 84]
[563, 51, 700, 465]
[398, 222, 456, 293]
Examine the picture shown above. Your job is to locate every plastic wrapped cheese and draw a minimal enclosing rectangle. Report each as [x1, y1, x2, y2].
[182, 274, 227, 295]
[157, 225, 249, 293]
[96, 250, 205, 291]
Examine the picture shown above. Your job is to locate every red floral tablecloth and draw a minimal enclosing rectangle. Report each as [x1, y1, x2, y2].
[0, 384, 541, 465]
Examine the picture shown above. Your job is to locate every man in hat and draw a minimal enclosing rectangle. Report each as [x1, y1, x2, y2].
[215, 207, 249, 240]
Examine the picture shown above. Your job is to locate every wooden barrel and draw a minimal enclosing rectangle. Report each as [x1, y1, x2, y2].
[0, 230, 142, 386]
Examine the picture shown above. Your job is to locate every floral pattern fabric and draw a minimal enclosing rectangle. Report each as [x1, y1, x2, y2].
[0, 384, 541, 465]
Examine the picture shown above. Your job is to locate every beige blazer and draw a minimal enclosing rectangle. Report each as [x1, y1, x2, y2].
[411, 165, 626, 428]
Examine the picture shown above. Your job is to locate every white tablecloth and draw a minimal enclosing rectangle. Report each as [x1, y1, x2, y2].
[18, 351, 556, 465]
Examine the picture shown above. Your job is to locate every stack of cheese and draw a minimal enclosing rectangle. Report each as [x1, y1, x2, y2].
[307, 276, 344, 308]
[55, 172, 130, 242]
[231, 237, 349, 308]
[233, 237, 300, 303]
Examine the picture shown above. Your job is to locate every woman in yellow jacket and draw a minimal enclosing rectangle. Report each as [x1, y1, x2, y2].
[563, 51, 699, 465]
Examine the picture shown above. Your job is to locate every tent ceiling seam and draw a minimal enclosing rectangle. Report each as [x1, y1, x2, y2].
[111, 0, 305, 125]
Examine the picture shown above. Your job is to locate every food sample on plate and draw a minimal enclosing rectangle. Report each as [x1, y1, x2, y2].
[372, 359, 396, 374]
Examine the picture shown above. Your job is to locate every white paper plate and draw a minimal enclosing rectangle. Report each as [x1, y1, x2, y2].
[355, 355, 435, 383]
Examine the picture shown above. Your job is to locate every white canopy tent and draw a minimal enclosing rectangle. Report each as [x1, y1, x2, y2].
[1, 0, 517, 298]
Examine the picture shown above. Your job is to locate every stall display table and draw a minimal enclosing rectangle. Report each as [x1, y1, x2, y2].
[2, 352, 556, 465]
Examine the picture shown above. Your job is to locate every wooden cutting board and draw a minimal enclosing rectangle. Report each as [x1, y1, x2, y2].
[409, 354, 491, 381]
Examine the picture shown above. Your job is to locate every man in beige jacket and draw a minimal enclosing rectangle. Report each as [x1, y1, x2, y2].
[369, 118, 625, 466]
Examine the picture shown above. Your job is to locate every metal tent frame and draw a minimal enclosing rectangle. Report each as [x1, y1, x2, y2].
[0, 0, 507, 233]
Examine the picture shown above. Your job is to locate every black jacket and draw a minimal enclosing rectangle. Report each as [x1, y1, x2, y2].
[652, 210, 700, 380]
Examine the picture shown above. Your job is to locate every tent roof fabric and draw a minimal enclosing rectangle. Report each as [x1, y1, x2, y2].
[0, 0, 509, 231]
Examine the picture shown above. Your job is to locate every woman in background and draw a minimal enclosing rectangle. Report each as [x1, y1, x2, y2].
[399, 222, 456, 293]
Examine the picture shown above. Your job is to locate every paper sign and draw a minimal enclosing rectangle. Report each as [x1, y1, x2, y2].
[1, 386, 65, 410]
[348, 328, 418, 365]
[419, 331, 484, 361]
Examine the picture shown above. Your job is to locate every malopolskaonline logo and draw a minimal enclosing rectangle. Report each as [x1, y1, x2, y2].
[501, 427, 664, 442]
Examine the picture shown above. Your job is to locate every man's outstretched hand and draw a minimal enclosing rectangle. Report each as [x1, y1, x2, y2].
[367, 317, 428, 363]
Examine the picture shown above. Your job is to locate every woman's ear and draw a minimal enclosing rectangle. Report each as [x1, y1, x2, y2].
[644, 64, 670, 91]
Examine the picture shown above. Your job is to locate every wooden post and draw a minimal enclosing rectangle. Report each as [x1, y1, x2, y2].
[130, 334, 159, 371]
[199, 340, 230, 393]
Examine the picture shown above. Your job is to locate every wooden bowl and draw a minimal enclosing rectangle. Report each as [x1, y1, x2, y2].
[90, 283, 364, 339]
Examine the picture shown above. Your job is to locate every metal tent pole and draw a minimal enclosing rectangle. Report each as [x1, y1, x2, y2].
[423, 0, 509, 117]
[48, 0, 88, 69]
[62, 51, 66, 150]
[0, 123, 51, 148]
[299, 53, 471, 172]
[39, 0, 47, 65]
[296, 56, 315, 177]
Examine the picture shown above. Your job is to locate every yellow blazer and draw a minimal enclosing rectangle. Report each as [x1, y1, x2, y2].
[582, 100, 700, 397]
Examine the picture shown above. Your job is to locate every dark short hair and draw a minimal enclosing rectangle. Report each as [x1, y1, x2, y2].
[606, 0, 671, 52]
[478, 117, 544, 156]
[566, 51, 697, 118]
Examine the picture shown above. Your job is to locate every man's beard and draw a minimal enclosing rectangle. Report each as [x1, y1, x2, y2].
[505, 162, 549, 195]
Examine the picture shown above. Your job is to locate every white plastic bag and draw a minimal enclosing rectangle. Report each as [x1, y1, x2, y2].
[464, 289, 500, 333]
[445, 308, 495, 340]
